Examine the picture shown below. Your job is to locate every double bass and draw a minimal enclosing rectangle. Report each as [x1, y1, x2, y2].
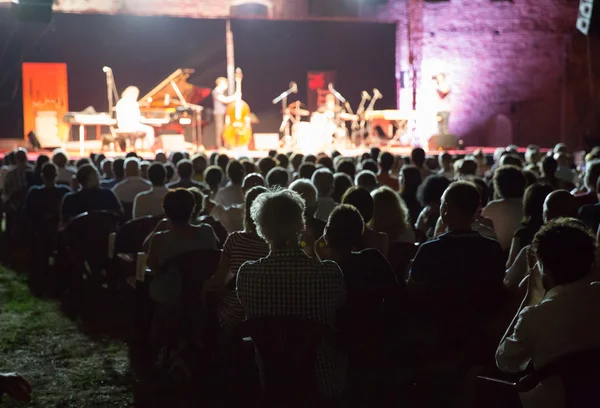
[223, 68, 252, 147]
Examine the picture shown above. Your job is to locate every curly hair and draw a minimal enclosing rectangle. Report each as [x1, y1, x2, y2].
[250, 189, 306, 248]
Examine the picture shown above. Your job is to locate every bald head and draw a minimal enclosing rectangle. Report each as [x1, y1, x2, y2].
[543, 190, 578, 223]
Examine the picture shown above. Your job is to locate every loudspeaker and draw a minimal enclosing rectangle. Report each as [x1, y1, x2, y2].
[428, 134, 458, 150]
[12, 0, 53, 24]
[577, 0, 599, 36]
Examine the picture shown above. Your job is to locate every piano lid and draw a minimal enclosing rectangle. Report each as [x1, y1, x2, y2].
[138, 69, 210, 109]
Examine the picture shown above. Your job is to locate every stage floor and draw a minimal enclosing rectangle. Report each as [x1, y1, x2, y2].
[0, 138, 534, 161]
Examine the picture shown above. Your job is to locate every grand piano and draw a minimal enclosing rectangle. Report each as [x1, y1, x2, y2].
[64, 69, 210, 150]
[138, 68, 210, 146]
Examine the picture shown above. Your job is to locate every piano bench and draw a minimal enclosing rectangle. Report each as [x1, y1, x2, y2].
[114, 131, 147, 152]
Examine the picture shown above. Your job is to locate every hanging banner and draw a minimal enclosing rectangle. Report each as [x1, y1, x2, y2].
[307, 70, 336, 112]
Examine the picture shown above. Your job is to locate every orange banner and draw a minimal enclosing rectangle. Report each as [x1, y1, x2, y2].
[22, 62, 69, 145]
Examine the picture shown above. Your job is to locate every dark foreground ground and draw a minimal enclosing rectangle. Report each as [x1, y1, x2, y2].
[0, 267, 133, 407]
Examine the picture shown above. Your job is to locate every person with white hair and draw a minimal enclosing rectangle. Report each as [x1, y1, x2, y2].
[115, 86, 155, 150]
[236, 189, 347, 400]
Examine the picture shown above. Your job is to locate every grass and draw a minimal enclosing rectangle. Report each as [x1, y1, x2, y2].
[0, 267, 133, 407]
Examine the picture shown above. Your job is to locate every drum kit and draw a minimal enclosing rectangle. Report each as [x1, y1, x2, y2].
[272, 82, 399, 153]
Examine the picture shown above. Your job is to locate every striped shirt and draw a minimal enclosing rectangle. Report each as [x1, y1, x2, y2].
[224, 232, 270, 285]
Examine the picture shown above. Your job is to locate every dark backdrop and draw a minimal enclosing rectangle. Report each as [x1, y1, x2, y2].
[0, 9, 397, 145]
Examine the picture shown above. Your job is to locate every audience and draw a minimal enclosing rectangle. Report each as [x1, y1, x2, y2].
[312, 168, 336, 221]
[336, 157, 356, 180]
[399, 165, 423, 226]
[298, 162, 317, 180]
[341, 186, 389, 255]
[355, 170, 378, 192]
[147, 189, 218, 305]
[506, 183, 554, 268]
[3, 148, 33, 209]
[257, 156, 276, 177]
[437, 152, 454, 180]
[214, 160, 245, 207]
[496, 218, 600, 408]
[204, 165, 224, 199]
[30, 154, 50, 187]
[482, 165, 527, 251]
[113, 157, 152, 216]
[132, 162, 168, 218]
[191, 153, 208, 183]
[504, 190, 579, 291]
[166, 159, 205, 190]
[415, 175, 451, 241]
[101, 158, 125, 189]
[377, 152, 399, 190]
[25, 163, 71, 225]
[52, 149, 76, 185]
[265, 166, 289, 188]
[370, 186, 415, 244]
[289, 179, 326, 259]
[237, 189, 346, 400]
[573, 159, 600, 208]
[411, 148, 431, 181]
[60, 164, 123, 223]
[332, 172, 353, 203]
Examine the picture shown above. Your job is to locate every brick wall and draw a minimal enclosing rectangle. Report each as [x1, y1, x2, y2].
[370, 0, 585, 147]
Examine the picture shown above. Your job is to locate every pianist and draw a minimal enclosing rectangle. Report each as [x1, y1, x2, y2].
[115, 86, 155, 150]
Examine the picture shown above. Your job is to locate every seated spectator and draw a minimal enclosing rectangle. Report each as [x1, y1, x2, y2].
[140, 161, 150, 179]
[482, 165, 527, 251]
[336, 157, 356, 180]
[188, 187, 228, 248]
[266, 166, 289, 188]
[370, 186, 415, 244]
[290, 153, 304, 176]
[573, 159, 600, 208]
[437, 152, 454, 180]
[101, 158, 125, 189]
[504, 190, 579, 291]
[154, 151, 167, 163]
[415, 175, 451, 242]
[473, 148, 489, 178]
[204, 165, 224, 199]
[60, 164, 123, 223]
[506, 183, 554, 268]
[500, 154, 523, 168]
[496, 219, 600, 408]
[289, 179, 326, 259]
[147, 189, 218, 305]
[170, 151, 185, 167]
[237, 189, 346, 399]
[525, 146, 542, 174]
[0, 151, 16, 191]
[538, 155, 565, 190]
[322, 205, 399, 332]
[360, 159, 378, 174]
[166, 159, 205, 190]
[3, 148, 33, 211]
[240, 159, 257, 176]
[30, 154, 50, 187]
[312, 168, 336, 221]
[341, 186, 389, 255]
[208, 187, 271, 351]
[217, 153, 230, 175]
[411, 147, 431, 181]
[316, 155, 334, 172]
[257, 156, 276, 177]
[25, 163, 72, 225]
[554, 153, 579, 185]
[52, 149, 76, 185]
[214, 159, 245, 207]
[522, 169, 539, 186]
[377, 152, 400, 190]
[355, 170, 378, 192]
[457, 158, 478, 180]
[100, 158, 114, 181]
[191, 153, 208, 183]
[132, 163, 168, 218]
[164, 163, 175, 184]
[578, 175, 600, 232]
[276, 153, 290, 171]
[332, 172, 353, 203]
[298, 162, 316, 180]
[434, 177, 497, 240]
[205, 172, 266, 234]
[303, 154, 317, 164]
[113, 158, 152, 206]
[409, 181, 505, 362]
[400, 165, 423, 226]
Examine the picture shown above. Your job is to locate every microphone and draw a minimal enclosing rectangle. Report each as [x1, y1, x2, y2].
[328, 83, 346, 103]
[361, 91, 371, 100]
[102, 66, 112, 73]
[290, 82, 298, 93]
[373, 88, 382, 99]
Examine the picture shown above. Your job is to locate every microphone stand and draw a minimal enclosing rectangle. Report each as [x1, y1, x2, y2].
[272, 83, 298, 140]
[104, 68, 119, 119]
